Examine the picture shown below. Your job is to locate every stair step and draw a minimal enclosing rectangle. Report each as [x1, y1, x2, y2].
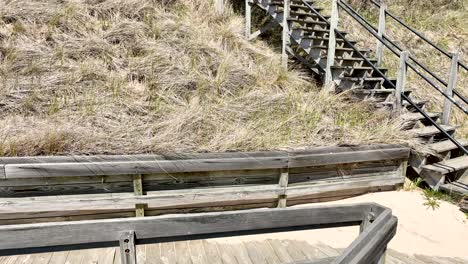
[439, 181, 468, 196]
[409, 125, 456, 137]
[341, 77, 387, 82]
[428, 139, 468, 153]
[401, 112, 441, 122]
[334, 57, 377, 63]
[301, 35, 357, 45]
[290, 11, 330, 19]
[331, 65, 387, 72]
[288, 18, 328, 26]
[421, 156, 468, 175]
[351, 88, 411, 95]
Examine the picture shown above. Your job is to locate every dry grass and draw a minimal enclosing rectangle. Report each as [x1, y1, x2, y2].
[333, 0, 468, 137]
[0, 0, 414, 156]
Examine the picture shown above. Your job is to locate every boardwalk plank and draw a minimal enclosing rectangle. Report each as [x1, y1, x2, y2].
[244, 242, 267, 264]
[294, 240, 329, 260]
[65, 250, 84, 264]
[188, 240, 206, 264]
[48, 251, 70, 264]
[160, 242, 176, 264]
[175, 241, 192, 264]
[267, 239, 294, 263]
[230, 242, 253, 264]
[145, 243, 162, 264]
[282, 240, 307, 262]
[254, 241, 282, 264]
[216, 243, 238, 264]
[201, 240, 222, 264]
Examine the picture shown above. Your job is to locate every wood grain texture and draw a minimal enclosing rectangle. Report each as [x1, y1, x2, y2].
[0, 204, 376, 250]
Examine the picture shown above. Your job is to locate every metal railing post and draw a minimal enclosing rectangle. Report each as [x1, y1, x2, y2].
[376, 2, 387, 66]
[245, 0, 251, 39]
[282, 0, 291, 69]
[325, 0, 339, 87]
[395, 51, 409, 115]
[442, 52, 459, 125]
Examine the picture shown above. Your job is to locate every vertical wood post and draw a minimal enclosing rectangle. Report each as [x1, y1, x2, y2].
[394, 51, 409, 115]
[277, 168, 289, 208]
[216, 0, 224, 15]
[245, 0, 251, 39]
[133, 174, 145, 217]
[281, 0, 290, 69]
[442, 52, 459, 125]
[376, 3, 387, 66]
[325, 0, 339, 87]
[119, 231, 136, 264]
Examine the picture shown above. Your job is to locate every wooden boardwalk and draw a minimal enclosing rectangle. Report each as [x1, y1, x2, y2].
[0, 239, 465, 264]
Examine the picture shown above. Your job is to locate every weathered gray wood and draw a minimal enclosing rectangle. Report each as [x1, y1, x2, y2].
[442, 52, 459, 125]
[0, 204, 376, 250]
[288, 147, 409, 168]
[249, 20, 276, 40]
[246, 0, 252, 39]
[282, 0, 291, 69]
[376, 3, 387, 66]
[395, 51, 409, 114]
[5, 156, 288, 179]
[119, 231, 136, 264]
[334, 209, 397, 264]
[133, 174, 145, 217]
[0, 185, 282, 220]
[278, 168, 289, 208]
[216, 0, 224, 14]
[324, 0, 339, 86]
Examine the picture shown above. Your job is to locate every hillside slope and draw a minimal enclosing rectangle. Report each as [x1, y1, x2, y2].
[0, 0, 413, 156]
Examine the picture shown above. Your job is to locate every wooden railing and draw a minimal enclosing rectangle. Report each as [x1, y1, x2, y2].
[0, 145, 408, 224]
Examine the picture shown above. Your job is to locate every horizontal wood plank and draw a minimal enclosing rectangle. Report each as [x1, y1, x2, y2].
[5, 156, 288, 179]
[0, 204, 375, 251]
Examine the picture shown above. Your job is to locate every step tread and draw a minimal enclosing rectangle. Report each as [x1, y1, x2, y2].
[439, 181, 468, 195]
[342, 77, 391, 81]
[288, 18, 328, 25]
[409, 125, 456, 137]
[422, 156, 468, 175]
[331, 65, 388, 70]
[401, 112, 441, 121]
[429, 139, 468, 153]
[351, 88, 411, 94]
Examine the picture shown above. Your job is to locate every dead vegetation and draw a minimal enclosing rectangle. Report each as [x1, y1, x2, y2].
[0, 0, 414, 156]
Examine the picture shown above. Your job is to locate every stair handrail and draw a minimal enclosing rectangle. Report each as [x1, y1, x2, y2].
[338, 0, 468, 114]
[370, 0, 468, 72]
[339, 0, 468, 106]
[300, 0, 468, 155]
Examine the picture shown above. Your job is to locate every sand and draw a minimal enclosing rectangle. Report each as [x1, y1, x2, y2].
[212, 190, 468, 260]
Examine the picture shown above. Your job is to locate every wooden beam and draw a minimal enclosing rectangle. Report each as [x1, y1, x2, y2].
[133, 174, 145, 217]
[376, 3, 387, 66]
[4, 156, 288, 179]
[277, 168, 289, 208]
[281, 0, 290, 69]
[394, 51, 409, 115]
[442, 52, 459, 125]
[119, 231, 136, 264]
[324, 0, 338, 87]
[0, 204, 376, 251]
[245, 0, 251, 39]
[249, 20, 276, 40]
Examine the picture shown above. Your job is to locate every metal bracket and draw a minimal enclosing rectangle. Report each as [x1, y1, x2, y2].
[119, 231, 136, 264]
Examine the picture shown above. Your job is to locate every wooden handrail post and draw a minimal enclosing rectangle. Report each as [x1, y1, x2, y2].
[245, 0, 251, 39]
[277, 168, 289, 208]
[376, 2, 387, 66]
[216, 0, 224, 15]
[281, 0, 291, 69]
[442, 52, 459, 125]
[394, 51, 409, 115]
[325, 0, 339, 88]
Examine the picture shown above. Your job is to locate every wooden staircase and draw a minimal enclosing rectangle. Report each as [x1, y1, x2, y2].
[250, 0, 468, 195]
